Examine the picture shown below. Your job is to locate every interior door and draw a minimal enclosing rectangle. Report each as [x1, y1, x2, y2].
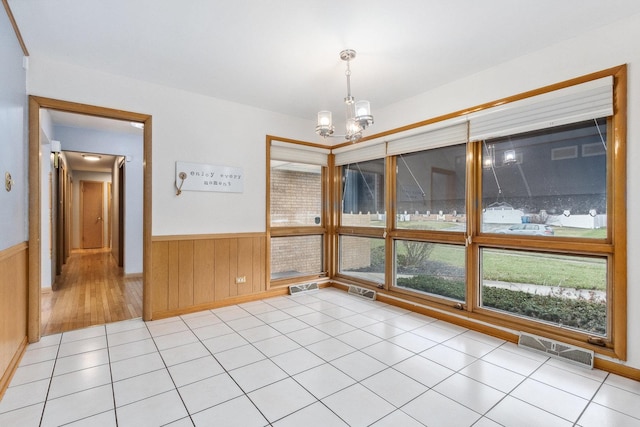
[81, 180, 104, 249]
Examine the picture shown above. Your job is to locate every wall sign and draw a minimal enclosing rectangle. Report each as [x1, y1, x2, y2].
[175, 161, 243, 194]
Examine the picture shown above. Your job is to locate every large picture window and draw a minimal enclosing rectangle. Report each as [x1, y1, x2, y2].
[329, 67, 626, 359]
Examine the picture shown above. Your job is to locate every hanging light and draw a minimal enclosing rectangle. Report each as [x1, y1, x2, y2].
[316, 49, 374, 142]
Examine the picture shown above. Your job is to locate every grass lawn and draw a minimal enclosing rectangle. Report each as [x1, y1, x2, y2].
[394, 241, 606, 291]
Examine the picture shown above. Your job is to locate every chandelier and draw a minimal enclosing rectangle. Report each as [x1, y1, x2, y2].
[316, 49, 374, 142]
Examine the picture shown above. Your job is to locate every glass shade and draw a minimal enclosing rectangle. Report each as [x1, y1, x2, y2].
[355, 100, 371, 118]
[346, 118, 362, 135]
[317, 110, 332, 127]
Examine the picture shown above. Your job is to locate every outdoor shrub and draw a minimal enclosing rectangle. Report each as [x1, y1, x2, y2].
[399, 241, 434, 268]
[370, 245, 385, 269]
[396, 275, 606, 334]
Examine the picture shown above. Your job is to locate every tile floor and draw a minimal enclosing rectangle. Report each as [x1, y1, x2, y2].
[1, 288, 640, 426]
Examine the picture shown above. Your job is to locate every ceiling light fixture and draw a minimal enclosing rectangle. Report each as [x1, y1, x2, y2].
[316, 49, 373, 142]
[82, 154, 102, 162]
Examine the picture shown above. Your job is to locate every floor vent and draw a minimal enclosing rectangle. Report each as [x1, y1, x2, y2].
[347, 285, 377, 301]
[289, 282, 319, 295]
[518, 332, 594, 369]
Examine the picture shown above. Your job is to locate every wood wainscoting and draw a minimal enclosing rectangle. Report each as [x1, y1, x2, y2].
[0, 242, 29, 399]
[151, 233, 277, 318]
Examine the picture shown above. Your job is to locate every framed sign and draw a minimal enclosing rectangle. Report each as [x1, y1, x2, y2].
[175, 161, 243, 193]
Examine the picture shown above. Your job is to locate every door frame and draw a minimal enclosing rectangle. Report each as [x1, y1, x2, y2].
[28, 96, 153, 343]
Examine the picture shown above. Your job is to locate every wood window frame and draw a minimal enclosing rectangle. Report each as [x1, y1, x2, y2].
[266, 135, 331, 288]
[328, 65, 627, 360]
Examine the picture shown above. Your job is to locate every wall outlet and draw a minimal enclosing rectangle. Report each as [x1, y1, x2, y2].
[235, 276, 247, 284]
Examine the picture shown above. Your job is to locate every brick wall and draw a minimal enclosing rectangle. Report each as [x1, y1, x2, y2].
[271, 235, 322, 277]
[271, 169, 321, 226]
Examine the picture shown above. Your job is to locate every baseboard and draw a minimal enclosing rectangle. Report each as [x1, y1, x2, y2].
[0, 336, 28, 401]
[595, 358, 640, 381]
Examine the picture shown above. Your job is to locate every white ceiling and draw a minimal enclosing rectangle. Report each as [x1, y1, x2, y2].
[9, 0, 640, 127]
[61, 150, 116, 173]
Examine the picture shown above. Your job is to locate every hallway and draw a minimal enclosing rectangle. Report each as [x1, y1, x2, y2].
[41, 249, 143, 336]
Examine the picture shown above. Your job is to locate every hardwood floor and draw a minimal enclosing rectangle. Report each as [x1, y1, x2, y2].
[41, 248, 143, 336]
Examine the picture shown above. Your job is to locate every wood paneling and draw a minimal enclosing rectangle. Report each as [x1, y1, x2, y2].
[151, 234, 266, 316]
[193, 240, 215, 304]
[151, 241, 169, 312]
[214, 239, 231, 300]
[178, 240, 194, 307]
[167, 241, 180, 310]
[252, 237, 265, 294]
[0, 242, 29, 399]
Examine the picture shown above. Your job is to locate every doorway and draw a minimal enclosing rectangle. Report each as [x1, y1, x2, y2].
[28, 96, 152, 343]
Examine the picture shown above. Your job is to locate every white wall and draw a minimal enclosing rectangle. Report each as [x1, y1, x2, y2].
[0, 9, 27, 250]
[27, 58, 318, 237]
[25, 12, 640, 369]
[376, 13, 640, 369]
[54, 126, 143, 274]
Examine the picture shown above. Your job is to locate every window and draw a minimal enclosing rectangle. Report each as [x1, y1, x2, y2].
[482, 120, 607, 238]
[395, 241, 465, 302]
[341, 159, 386, 228]
[336, 153, 386, 285]
[480, 248, 607, 335]
[268, 138, 329, 286]
[270, 161, 322, 227]
[330, 67, 626, 359]
[396, 145, 467, 232]
[339, 236, 385, 285]
[271, 235, 324, 280]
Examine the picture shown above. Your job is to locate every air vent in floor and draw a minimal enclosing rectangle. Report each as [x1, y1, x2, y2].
[347, 285, 376, 301]
[518, 332, 594, 369]
[288, 282, 319, 295]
